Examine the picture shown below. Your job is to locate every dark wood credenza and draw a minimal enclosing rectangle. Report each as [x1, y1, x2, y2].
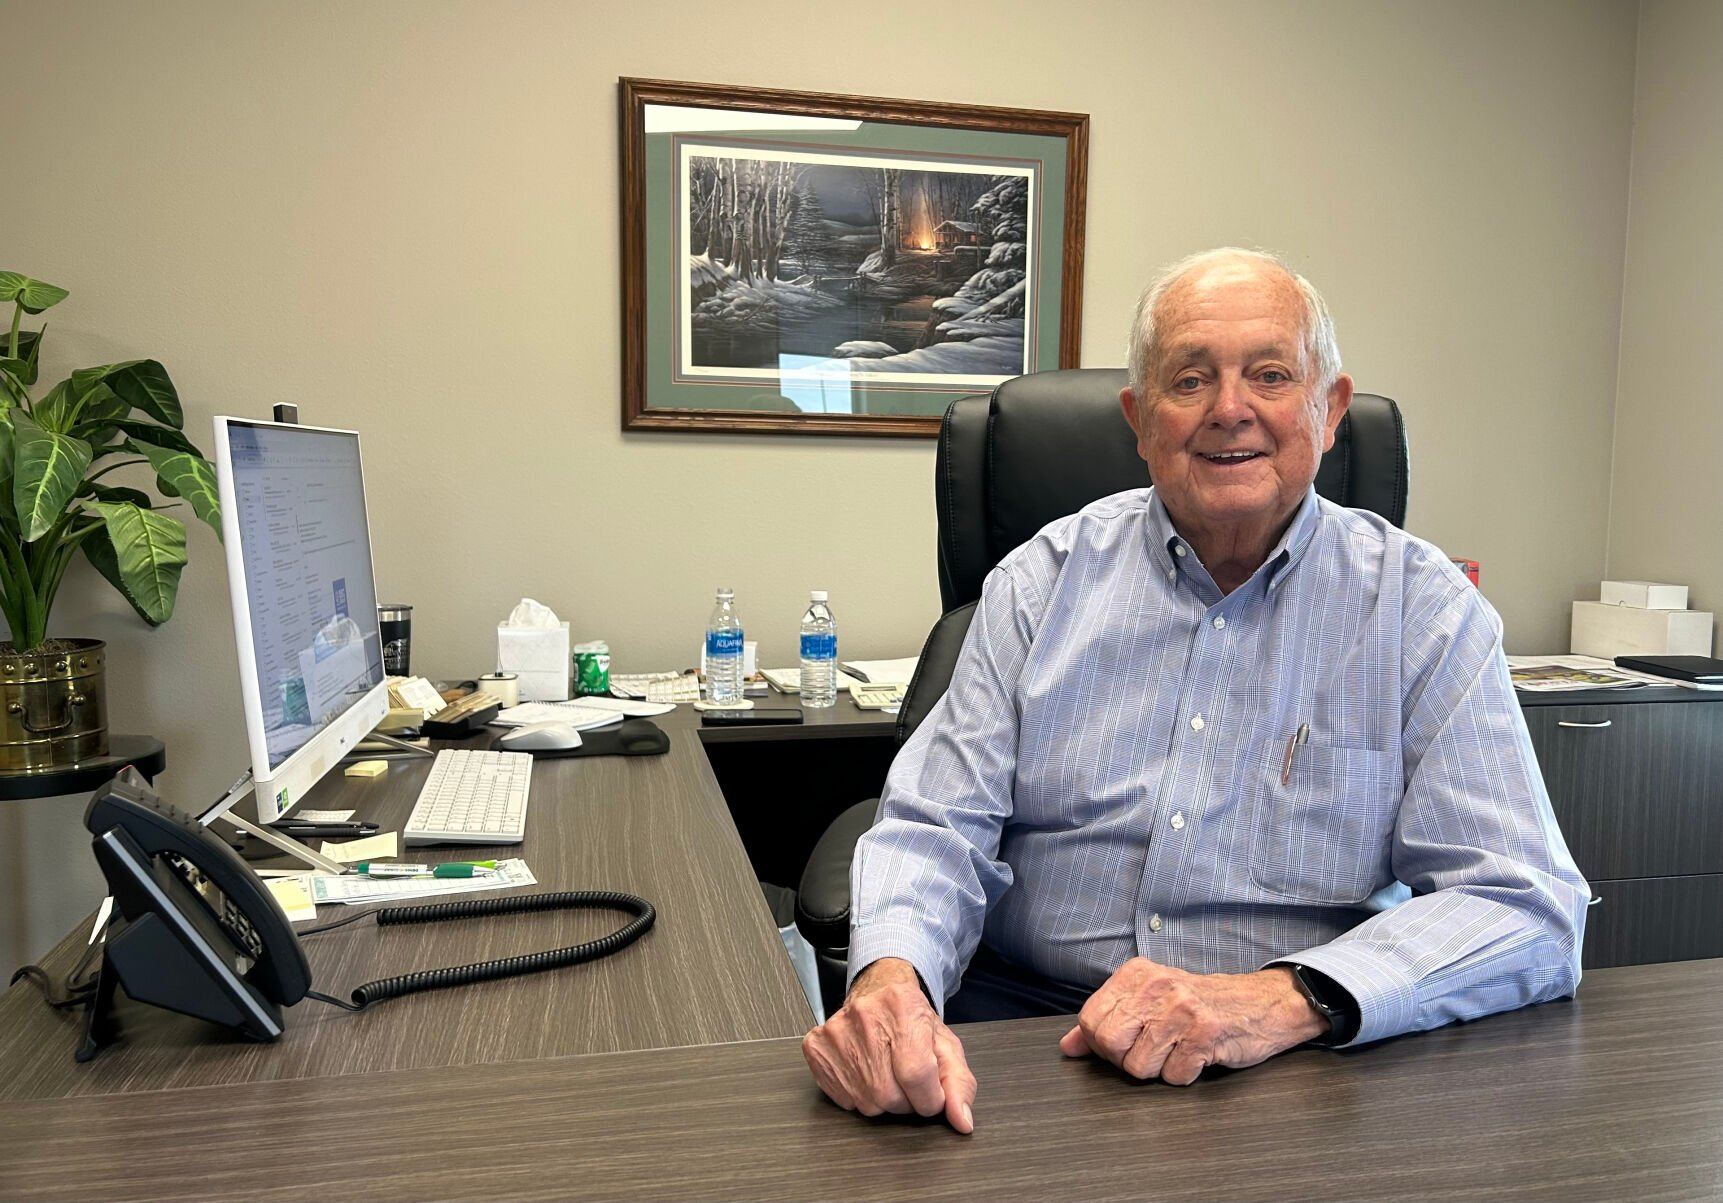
[1520, 687, 1723, 969]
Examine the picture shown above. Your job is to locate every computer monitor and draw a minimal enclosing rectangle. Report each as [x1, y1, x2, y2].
[210, 417, 390, 825]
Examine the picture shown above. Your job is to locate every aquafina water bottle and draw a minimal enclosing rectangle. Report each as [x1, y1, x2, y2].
[705, 587, 744, 704]
[799, 591, 837, 707]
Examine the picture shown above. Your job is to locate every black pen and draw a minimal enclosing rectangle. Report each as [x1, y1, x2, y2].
[268, 821, 380, 837]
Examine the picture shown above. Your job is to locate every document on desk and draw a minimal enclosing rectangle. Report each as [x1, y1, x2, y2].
[839, 657, 919, 686]
[265, 877, 319, 922]
[762, 667, 863, 694]
[555, 696, 676, 718]
[319, 831, 400, 863]
[309, 858, 536, 905]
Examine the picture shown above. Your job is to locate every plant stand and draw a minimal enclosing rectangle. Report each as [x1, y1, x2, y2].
[0, 736, 165, 983]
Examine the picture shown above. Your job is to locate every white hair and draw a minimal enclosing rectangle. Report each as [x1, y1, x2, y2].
[1124, 247, 1342, 401]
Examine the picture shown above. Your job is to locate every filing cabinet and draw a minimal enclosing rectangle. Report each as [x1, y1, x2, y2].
[1522, 693, 1723, 968]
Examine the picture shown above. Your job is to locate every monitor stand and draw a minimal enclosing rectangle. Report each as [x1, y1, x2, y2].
[204, 771, 347, 876]
[346, 732, 436, 760]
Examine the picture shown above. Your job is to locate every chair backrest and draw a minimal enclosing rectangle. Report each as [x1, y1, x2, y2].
[933, 367, 1409, 612]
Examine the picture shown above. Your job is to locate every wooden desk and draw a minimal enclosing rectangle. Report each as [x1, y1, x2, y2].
[2, 959, 1718, 1201]
[677, 698, 900, 887]
[0, 717, 816, 1101]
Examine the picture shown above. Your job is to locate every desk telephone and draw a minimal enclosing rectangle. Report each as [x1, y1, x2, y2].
[48, 767, 656, 1062]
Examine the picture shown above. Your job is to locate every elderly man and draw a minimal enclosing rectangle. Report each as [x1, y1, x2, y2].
[801, 248, 1589, 1133]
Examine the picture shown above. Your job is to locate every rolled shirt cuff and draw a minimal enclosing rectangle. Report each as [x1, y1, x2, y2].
[847, 922, 953, 1014]
[1269, 941, 1418, 1048]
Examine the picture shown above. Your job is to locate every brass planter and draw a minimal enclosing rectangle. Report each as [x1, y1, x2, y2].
[0, 639, 109, 773]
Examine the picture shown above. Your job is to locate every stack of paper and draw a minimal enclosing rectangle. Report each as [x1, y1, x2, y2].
[494, 701, 628, 729]
[762, 667, 863, 694]
[840, 657, 920, 686]
[1507, 654, 1657, 692]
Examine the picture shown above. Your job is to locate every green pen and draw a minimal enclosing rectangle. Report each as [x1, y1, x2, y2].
[353, 860, 500, 878]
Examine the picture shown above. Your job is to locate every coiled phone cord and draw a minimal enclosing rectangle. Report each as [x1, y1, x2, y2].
[304, 889, 655, 1012]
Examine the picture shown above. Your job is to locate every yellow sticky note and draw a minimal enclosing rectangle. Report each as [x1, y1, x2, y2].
[265, 877, 317, 923]
[344, 760, 389, 778]
[320, 831, 399, 864]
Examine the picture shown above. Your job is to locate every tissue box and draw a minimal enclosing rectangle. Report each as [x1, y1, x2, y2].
[1600, 580, 1688, 610]
[497, 621, 571, 701]
[1571, 601, 1713, 658]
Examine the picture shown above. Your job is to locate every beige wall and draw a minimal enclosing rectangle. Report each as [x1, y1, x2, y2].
[2, 0, 1638, 812]
[1606, 0, 1722, 651]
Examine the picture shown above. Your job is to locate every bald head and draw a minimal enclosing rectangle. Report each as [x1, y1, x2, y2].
[1125, 249, 1341, 403]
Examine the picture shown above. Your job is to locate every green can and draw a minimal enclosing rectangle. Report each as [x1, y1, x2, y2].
[573, 640, 611, 697]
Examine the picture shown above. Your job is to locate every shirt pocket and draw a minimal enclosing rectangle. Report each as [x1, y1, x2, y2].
[1248, 736, 1401, 905]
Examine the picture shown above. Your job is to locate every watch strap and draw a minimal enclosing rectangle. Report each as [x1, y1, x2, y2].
[1280, 962, 1361, 1047]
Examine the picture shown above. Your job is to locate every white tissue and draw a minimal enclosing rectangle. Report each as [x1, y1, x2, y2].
[504, 598, 561, 628]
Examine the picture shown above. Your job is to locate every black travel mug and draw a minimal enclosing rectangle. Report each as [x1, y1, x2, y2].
[379, 604, 413, 676]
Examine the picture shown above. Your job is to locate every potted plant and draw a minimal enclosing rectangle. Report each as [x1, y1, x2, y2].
[0, 271, 222, 772]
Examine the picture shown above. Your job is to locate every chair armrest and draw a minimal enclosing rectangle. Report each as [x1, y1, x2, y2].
[794, 798, 879, 951]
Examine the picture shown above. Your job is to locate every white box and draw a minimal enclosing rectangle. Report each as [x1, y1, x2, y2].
[1571, 601, 1713, 658]
[497, 621, 571, 701]
[1600, 580, 1688, 610]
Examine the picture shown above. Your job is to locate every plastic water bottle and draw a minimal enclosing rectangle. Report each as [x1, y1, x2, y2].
[706, 587, 745, 704]
[800, 590, 837, 708]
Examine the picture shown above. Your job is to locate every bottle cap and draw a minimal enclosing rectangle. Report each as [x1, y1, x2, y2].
[810, 590, 828, 602]
[716, 587, 733, 598]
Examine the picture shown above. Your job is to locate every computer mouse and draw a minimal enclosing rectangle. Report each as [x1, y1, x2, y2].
[496, 721, 584, 752]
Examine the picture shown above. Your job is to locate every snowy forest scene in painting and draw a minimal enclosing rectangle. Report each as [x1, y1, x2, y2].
[680, 147, 1033, 383]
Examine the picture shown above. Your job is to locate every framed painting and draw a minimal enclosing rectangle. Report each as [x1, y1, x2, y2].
[620, 77, 1088, 437]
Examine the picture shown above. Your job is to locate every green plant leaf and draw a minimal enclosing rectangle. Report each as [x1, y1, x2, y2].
[0, 328, 42, 387]
[0, 369, 25, 410]
[111, 422, 200, 456]
[73, 360, 181, 429]
[134, 443, 221, 534]
[88, 501, 187, 625]
[33, 379, 76, 431]
[12, 412, 93, 541]
[82, 526, 160, 627]
[0, 272, 69, 315]
[78, 481, 153, 507]
[0, 410, 14, 488]
[71, 382, 127, 429]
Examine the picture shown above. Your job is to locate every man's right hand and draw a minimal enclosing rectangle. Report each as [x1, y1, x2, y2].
[801, 957, 978, 1133]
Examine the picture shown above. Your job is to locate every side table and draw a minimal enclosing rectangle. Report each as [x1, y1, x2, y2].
[0, 736, 166, 981]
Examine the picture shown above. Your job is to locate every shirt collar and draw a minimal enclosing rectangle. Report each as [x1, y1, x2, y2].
[1147, 486, 1322, 591]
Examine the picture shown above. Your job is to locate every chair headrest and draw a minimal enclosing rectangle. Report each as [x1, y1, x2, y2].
[935, 368, 1408, 611]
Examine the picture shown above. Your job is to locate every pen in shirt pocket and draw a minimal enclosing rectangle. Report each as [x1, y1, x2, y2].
[1280, 723, 1310, 786]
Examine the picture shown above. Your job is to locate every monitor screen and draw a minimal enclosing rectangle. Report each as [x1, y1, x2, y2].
[224, 421, 385, 772]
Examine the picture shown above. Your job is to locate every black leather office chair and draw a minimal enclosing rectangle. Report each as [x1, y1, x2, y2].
[794, 367, 1409, 1015]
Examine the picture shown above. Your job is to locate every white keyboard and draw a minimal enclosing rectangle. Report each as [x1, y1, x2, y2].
[404, 749, 533, 846]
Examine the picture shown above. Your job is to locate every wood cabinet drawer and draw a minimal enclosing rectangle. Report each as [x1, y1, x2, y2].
[1582, 874, 1723, 969]
[1524, 702, 1723, 879]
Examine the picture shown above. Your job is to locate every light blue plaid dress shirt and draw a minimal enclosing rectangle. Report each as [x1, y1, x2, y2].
[850, 486, 1589, 1046]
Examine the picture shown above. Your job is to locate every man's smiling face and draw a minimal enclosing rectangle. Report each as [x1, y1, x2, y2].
[1120, 258, 1350, 540]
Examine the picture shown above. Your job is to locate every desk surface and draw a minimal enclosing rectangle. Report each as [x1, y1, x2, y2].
[2, 959, 1718, 1202]
[0, 713, 820, 1101]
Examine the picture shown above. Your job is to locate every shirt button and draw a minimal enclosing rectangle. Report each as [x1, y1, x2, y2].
[1149, 914, 1163, 932]
[1174, 545, 1187, 558]
[1190, 714, 1205, 731]
[1212, 616, 1226, 630]
[1170, 811, 1186, 830]
[1167, 569, 1176, 582]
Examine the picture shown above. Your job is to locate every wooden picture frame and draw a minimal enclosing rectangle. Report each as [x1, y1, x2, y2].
[620, 77, 1089, 437]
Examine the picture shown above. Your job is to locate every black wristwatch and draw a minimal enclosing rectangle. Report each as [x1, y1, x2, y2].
[1281, 963, 1361, 1047]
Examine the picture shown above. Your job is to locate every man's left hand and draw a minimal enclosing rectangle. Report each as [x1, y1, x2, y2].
[1059, 958, 1329, 1085]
